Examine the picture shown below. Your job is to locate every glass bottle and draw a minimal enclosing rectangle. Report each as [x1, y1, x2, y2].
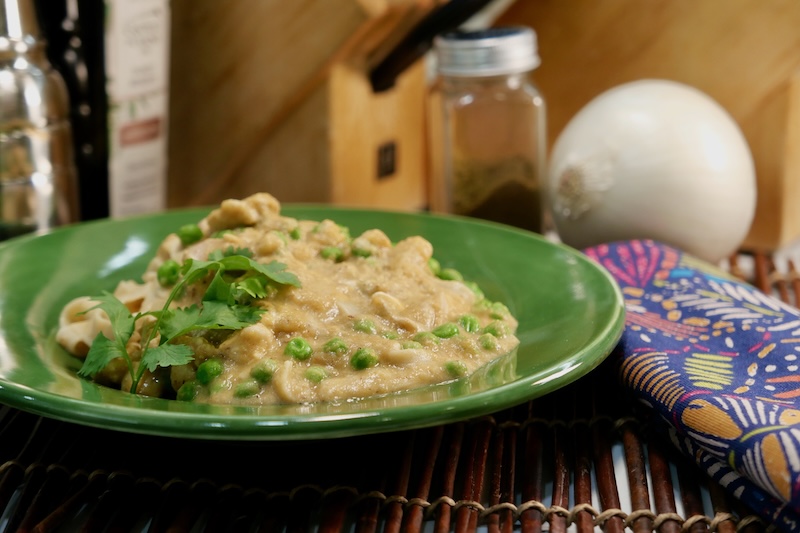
[431, 27, 546, 233]
[35, 0, 111, 221]
[35, 0, 170, 221]
[0, 0, 79, 238]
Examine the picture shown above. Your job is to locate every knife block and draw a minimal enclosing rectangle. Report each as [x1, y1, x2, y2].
[167, 0, 434, 211]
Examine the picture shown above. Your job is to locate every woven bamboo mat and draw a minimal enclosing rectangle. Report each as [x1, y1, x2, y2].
[0, 250, 788, 533]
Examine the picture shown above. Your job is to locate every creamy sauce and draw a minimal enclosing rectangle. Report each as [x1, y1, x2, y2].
[56, 193, 519, 405]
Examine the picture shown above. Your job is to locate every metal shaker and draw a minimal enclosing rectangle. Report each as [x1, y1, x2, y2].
[0, 0, 78, 239]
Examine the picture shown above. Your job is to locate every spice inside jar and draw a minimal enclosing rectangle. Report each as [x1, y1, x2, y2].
[432, 27, 546, 233]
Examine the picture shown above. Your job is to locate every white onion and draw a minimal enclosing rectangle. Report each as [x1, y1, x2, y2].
[547, 79, 756, 263]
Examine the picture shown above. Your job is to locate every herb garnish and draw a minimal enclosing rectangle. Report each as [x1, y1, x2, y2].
[79, 250, 301, 394]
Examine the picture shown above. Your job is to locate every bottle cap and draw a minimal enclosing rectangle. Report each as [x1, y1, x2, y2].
[434, 26, 540, 77]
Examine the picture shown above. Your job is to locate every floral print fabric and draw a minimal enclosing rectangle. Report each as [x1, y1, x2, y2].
[584, 240, 800, 531]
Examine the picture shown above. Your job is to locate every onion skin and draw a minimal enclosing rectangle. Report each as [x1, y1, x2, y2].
[547, 79, 756, 264]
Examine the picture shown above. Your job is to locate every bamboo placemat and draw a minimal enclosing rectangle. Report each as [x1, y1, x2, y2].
[0, 250, 787, 533]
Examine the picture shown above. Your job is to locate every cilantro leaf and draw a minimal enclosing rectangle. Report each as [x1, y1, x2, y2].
[158, 301, 264, 340]
[243, 259, 301, 287]
[183, 256, 300, 288]
[87, 292, 135, 343]
[180, 258, 219, 285]
[232, 277, 269, 301]
[216, 255, 252, 272]
[140, 343, 194, 373]
[204, 269, 232, 303]
[198, 300, 265, 330]
[78, 293, 135, 378]
[208, 246, 253, 261]
[156, 305, 201, 340]
[79, 250, 296, 395]
[203, 271, 272, 305]
[78, 333, 128, 377]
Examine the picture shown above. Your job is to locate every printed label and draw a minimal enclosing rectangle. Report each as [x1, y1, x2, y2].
[105, 0, 169, 217]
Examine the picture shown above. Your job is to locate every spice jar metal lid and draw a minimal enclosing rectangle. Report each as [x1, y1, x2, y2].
[434, 26, 540, 77]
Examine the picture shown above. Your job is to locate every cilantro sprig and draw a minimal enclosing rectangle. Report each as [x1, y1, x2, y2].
[78, 249, 301, 394]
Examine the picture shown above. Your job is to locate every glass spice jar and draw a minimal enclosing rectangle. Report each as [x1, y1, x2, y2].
[431, 26, 546, 233]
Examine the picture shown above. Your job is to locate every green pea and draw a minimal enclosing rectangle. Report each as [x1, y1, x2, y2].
[177, 223, 203, 246]
[157, 259, 181, 287]
[489, 302, 511, 320]
[305, 366, 327, 383]
[196, 359, 224, 384]
[234, 379, 261, 398]
[479, 333, 498, 350]
[289, 227, 302, 240]
[382, 331, 399, 340]
[474, 299, 492, 311]
[350, 348, 378, 370]
[483, 321, 510, 338]
[284, 337, 313, 360]
[458, 314, 480, 333]
[437, 268, 463, 281]
[432, 322, 459, 339]
[401, 341, 423, 350]
[337, 224, 351, 240]
[322, 338, 348, 354]
[321, 246, 344, 262]
[444, 361, 469, 378]
[353, 318, 377, 334]
[413, 332, 439, 345]
[352, 247, 372, 258]
[463, 281, 485, 300]
[428, 257, 441, 275]
[209, 377, 231, 394]
[176, 380, 200, 402]
[250, 359, 279, 383]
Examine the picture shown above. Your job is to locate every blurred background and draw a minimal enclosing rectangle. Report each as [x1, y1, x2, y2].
[6, 0, 800, 256]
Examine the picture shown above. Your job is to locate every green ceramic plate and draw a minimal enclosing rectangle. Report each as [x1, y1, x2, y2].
[0, 206, 624, 440]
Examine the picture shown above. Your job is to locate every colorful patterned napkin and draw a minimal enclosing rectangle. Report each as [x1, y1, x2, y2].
[584, 240, 800, 532]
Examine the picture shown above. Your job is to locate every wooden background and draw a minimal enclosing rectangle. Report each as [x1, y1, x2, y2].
[495, 0, 800, 251]
[167, 0, 800, 251]
[167, 0, 440, 211]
